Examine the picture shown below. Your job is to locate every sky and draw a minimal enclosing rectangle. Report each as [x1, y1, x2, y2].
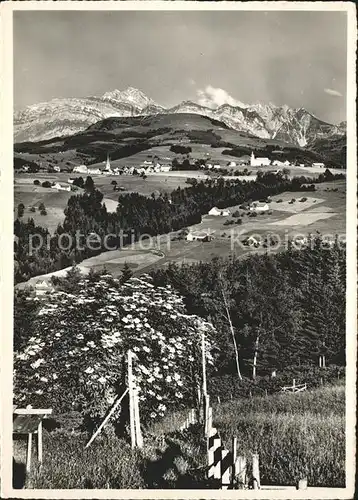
[14, 10, 347, 124]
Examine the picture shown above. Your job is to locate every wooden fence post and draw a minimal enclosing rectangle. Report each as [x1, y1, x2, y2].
[26, 432, 32, 473]
[297, 478, 308, 490]
[37, 420, 43, 464]
[204, 395, 210, 436]
[252, 453, 260, 489]
[221, 449, 231, 489]
[236, 456, 247, 489]
[208, 428, 221, 481]
[231, 436, 237, 483]
[127, 350, 136, 448]
[133, 388, 143, 448]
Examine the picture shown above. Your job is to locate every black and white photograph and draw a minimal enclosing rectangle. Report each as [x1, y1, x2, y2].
[0, 1, 356, 498]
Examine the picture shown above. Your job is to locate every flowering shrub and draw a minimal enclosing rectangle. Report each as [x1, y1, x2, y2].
[14, 274, 216, 426]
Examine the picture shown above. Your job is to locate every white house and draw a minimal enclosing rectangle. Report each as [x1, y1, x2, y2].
[250, 202, 270, 212]
[53, 165, 61, 172]
[160, 165, 172, 173]
[228, 161, 237, 168]
[208, 207, 230, 216]
[89, 168, 102, 175]
[247, 236, 262, 247]
[250, 152, 271, 167]
[213, 164, 221, 170]
[68, 179, 75, 184]
[312, 162, 325, 168]
[272, 160, 290, 167]
[51, 183, 71, 192]
[34, 280, 54, 297]
[206, 163, 213, 170]
[73, 165, 89, 174]
[186, 231, 213, 242]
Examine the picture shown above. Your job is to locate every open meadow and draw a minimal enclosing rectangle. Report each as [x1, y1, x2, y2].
[13, 383, 345, 489]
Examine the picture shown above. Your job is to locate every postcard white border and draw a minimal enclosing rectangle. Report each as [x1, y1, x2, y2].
[1, 2, 356, 499]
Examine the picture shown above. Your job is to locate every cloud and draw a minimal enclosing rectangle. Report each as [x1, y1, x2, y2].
[324, 88, 343, 97]
[196, 85, 247, 109]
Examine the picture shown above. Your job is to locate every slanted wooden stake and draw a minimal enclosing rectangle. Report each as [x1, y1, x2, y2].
[127, 350, 136, 448]
[252, 453, 260, 489]
[85, 388, 129, 448]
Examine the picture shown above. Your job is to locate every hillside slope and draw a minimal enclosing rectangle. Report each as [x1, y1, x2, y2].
[14, 113, 340, 170]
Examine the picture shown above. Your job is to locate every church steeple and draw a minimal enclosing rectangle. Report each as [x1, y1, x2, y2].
[105, 153, 111, 171]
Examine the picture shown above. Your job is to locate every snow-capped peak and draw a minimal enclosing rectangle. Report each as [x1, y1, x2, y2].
[102, 87, 158, 110]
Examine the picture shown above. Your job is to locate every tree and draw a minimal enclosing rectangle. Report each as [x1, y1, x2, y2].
[84, 176, 95, 192]
[14, 275, 217, 429]
[17, 203, 25, 218]
[33, 180, 40, 186]
[218, 276, 243, 380]
[120, 263, 133, 284]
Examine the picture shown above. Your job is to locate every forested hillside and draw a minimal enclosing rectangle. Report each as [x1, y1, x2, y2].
[151, 238, 346, 377]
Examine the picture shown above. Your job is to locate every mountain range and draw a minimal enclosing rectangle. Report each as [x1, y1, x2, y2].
[14, 87, 346, 147]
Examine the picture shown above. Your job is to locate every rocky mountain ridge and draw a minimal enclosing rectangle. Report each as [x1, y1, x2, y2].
[14, 86, 346, 147]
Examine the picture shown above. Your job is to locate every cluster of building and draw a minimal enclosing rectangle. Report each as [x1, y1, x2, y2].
[72, 155, 172, 176]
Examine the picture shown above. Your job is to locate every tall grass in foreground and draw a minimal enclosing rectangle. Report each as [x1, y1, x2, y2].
[215, 385, 345, 487]
[13, 385, 345, 488]
[149, 385, 346, 487]
[14, 434, 145, 489]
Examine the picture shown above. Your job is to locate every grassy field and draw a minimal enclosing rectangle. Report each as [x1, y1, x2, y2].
[13, 384, 345, 489]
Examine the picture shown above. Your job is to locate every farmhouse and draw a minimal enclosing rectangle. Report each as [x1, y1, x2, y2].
[312, 162, 325, 168]
[89, 168, 102, 175]
[160, 165, 172, 173]
[34, 280, 55, 297]
[53, 166, 61, 173]
[51, 182, 70, 192]
[250, 152, 271, 167]
[272, 160, 290, 167]
[186, 231, 213, 242]
[73, 165, 89, 174]
[228, 161, 237, 168]
[250, 202, 270, 212]
[244, 236, 260, 247]
[208, 207, 230, 216]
